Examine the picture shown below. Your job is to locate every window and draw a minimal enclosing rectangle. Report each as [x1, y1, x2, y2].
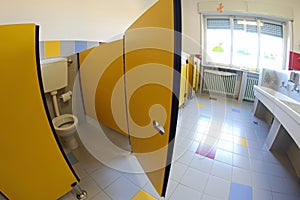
[206, 18, 231, 65]
[232, 19, 258, 68]
[204, 17, 286, 70]
[259, 22, 284, 69]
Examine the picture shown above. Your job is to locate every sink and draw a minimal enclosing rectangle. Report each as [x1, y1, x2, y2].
[255, 86, 297, 102]
[254, 85, 300, 147]
[277, 99, 300, 124]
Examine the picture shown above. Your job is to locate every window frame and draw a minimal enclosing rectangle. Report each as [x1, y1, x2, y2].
[203, 16, 288, 70]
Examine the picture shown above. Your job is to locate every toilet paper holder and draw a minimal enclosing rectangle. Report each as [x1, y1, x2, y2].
[60, 91, 72, 102]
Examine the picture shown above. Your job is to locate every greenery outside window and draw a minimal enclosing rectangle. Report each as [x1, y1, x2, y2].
[204, 16, 286, 70]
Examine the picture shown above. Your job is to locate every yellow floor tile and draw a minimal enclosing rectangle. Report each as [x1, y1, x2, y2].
[132, 190, 156, 200]
[234, 136, 248, 147]
[197, 103, 206, 108]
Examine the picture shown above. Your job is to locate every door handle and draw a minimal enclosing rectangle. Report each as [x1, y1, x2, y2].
[152, 120, 165, 135]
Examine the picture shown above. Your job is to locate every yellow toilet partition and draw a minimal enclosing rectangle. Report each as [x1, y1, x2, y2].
[0, 24, 78, 200]
[78, 0, 181, 197]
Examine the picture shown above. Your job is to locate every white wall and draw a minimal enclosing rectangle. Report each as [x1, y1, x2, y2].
[2, 0, 300, 52]
[0, 0, 156, 41]
[182, 0, 300, 54]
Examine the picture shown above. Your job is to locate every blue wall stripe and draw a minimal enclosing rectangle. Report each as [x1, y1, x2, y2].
[39, 40, 99, 59]
[75, 41, 88, 53]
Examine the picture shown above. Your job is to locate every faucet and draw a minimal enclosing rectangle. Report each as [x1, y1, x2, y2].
[280, 81, 288, 89]
[292, 83, 300, 93]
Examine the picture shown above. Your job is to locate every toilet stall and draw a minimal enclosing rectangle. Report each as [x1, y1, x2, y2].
[0, 24, 80, 200]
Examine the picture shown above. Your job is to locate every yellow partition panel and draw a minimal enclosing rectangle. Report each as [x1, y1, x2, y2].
[193, 64, 197, 89]
[187, 56, 194, 98]
[195, 62, 200, 93]
[125, 0, 181, 197]
[179, 64, 187, 107]
[79, 47, 95, 66]
[80, 40, 128, 135]
[0, 24, 78, 200]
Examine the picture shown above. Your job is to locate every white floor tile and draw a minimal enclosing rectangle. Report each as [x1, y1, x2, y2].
[248, 148, 265, 161]
[123, 172, 149, 188]
[201, 194, 222, 200]
[232, 167, 252, 186]
[164, 180, 179, 199]
[217, 139, 233, 152]
[91, 166, 122, 189]
[232, 144, 249, 157]
[169, 184, 202, 200]
[263, 151, 280, 164]
[215, 149, 233, 165]
[250, 159, 269, 174]
[269, 176, 288, 194]
[265, 162, 288, 178]
[180, 167, 209, 193]
[251, 171, 271, 191]
[188, 141, 200, 152]
[272, 192, 300, 200]
[104, 176, 140, 200]
[233, 153, 251, 170]
[210, 160, 232, 181]
[142, 180, 178, 200]
[170, 161, 188, 182]
[76, 176, 102, 198]
[204, 176, 230, 199]
[252, 188, 272, 200]
[189, 154, 214, 174]
[72, 163, 88, 179]
[90, 191, 111, 200]
[177, 150, 195, 165]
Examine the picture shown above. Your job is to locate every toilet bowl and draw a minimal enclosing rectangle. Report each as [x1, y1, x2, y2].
[52, 114, 78, 150]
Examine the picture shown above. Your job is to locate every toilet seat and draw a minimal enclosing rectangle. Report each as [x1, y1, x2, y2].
[52, 114, 78, 132]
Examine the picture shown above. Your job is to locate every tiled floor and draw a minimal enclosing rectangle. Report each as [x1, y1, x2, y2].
[58, 93, 300, 200]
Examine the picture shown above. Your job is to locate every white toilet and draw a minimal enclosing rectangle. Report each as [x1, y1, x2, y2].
[40, 58, 79, 150]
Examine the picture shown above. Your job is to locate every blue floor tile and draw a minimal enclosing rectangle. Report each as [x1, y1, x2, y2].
[229, 183, 252, 200]
[232, 108, 240, 113]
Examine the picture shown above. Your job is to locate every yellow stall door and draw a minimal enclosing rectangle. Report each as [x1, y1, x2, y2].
[0, 24, 78, 200]
[125, 0, 181, 197]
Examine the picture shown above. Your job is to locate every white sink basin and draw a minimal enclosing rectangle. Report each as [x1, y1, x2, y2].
[279, 100, 300, 115]
[254, 86, 300, 147]
[254, 86, 297, 103]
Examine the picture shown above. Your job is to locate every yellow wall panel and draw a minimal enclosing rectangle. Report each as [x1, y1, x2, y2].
[44, 40, 61, 58]
[80, 40, 128, 135]
[0, 24, 77, 200]
[95, 40, 127, 135]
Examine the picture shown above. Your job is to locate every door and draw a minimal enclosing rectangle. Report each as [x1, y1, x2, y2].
[124, 0, 181, 197]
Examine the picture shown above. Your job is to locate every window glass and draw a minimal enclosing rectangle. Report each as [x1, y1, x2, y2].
[206, 19, 231, 65]
[204, 17, 285, 70]
[232, 19, 258, 68]
[259, 22, 284, 69]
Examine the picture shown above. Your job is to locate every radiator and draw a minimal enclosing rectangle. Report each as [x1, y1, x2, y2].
[243, 74, 259, 101]
[203, 69, 238, 96]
